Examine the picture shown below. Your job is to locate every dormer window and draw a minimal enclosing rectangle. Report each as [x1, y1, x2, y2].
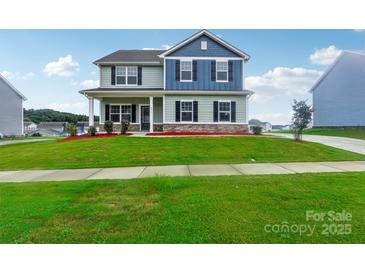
[201, 41, 207, 50]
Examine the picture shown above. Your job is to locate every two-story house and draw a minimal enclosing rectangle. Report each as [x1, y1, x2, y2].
[79, 30, 253, 133]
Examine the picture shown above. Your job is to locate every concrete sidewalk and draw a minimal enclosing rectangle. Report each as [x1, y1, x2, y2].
[1, 161, 365, 183]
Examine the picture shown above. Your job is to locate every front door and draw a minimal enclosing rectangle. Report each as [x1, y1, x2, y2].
[141, 106, 150, 131]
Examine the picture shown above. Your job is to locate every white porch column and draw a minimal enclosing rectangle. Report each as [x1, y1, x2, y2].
[88, 96, 94, 126]
[149, 96, 154, 133]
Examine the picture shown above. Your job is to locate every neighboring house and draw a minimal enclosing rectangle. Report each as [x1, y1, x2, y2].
[24, 122, 38, 133]
[80, 29, 254, 133]
[249, 119, 272, 132]
[0, 74, 27, 136]
[37, 122, 68, 136]
[310, 50, 365, 127]
[271, 124, 293, 131]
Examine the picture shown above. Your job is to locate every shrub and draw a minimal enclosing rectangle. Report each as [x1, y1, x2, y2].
[67, 123, 77, 136]
[252, 126, 262, 135]
[121, 119, 130, 134]
[104, 120, 114, 134]
[31, 132, 42, 137]
[88, 126, 97, 136]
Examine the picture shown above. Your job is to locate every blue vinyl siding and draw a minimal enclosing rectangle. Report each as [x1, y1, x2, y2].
[166, 59, 242, 90]
[168, 34, 241, 57]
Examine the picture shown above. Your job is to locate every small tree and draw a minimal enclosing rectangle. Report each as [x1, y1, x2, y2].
[292, 100, 312, 141]
[67, 123, 77, 136]
[104, 120, 114, 134]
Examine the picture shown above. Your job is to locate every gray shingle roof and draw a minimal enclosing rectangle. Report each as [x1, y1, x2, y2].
[94, 50, 165, 64]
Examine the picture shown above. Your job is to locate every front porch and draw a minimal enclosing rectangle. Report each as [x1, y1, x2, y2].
[87, 95, 163, 133]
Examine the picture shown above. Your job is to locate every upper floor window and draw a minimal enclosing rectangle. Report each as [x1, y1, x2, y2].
[180, 61, 192, 81]
[216, 61, 228, 82]
[219, 101, 231, 122]
[181, 101, 193, 122]
[116, 66, 137, 85]
[201, 41, 207, 50]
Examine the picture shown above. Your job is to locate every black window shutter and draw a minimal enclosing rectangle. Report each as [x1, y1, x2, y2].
[193, 101, 198, 122]
[231, 101, 236, 122]
[213, 101, 218, 122]
[111, 66, 116, 85]
[175, 101, 180, 122]
[175, 60, 180, 81]
[228, 60, 233, 81]
[137, 66, 142, 85]
[193, 60, 197, 81]
[105, 104, 110, 121]
[131, 104, 136, 123]
[211, 61, 216, 82]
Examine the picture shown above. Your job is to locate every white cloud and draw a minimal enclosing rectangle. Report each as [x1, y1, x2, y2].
[309, 45, 342, 65]
[0, 70, 34, 80]
[246, 67, 323, 103]
[251, 112, 293, 125]
[142, 45, 172, 50]
[354, 29, 365, 32]
[80, 79, 99, 89]
[0, 70, 15, 79]
[46, 102, 87, 113]
[43, 54, 79, 77]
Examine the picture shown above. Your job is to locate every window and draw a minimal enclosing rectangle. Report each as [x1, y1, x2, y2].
[216, 61, 228, 82]
[201, 41, 207, 50]
[110, 104, 132, 123]
[116, 66, 137, 85]
[181, 101, 193, 122]
[180, 61, 192, 81]
[110, 105, 121, 122]
[219, 101, 231, 122]
[121, 105, 131, 122]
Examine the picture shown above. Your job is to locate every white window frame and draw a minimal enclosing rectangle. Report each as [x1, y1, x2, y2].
[121, 104, 132, 122]
[201, 41, 207, 50]
[109, 104, 133, 123]
[180, 60, 192, 82]
[180, 100, 193, 122]
[115, 66, 138, 86]
[216, 60, 228, 82]
[218, 100, 231, 123]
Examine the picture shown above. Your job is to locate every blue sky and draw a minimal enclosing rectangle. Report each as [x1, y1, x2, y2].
[1, 29, 364, 124]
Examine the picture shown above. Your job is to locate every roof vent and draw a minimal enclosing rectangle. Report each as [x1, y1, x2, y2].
[201, 41, 207, 50]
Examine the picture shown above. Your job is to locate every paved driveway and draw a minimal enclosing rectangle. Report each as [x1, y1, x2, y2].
[274, 133, 365, 155]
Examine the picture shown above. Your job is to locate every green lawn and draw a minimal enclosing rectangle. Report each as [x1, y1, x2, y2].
[279, 128, 365, 140]
[1, 172, 364, 243]
[0, 136, 365, 171]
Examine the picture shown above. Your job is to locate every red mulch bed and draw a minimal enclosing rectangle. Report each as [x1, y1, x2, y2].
[147, 132, 263, 136]
[60, 133, 132, 142]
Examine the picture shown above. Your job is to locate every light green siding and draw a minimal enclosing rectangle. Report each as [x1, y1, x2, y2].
[165, 95, 247, 123]
[100, 66, 163, 88]
[100, 97, 162, 124]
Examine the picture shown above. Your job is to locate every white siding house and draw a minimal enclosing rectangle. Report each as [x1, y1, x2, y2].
[0, 74, 27, 136]
[310, 51, 365, 127]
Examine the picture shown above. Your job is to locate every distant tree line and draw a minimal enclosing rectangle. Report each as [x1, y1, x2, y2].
[24, 109, 99, 124]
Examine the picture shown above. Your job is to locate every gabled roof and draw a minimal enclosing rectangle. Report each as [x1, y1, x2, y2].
[158, 29, 250, 60]
[309, 50, 365, 92]
[94, 50, 165, 65]
[0, 73, 27, 100]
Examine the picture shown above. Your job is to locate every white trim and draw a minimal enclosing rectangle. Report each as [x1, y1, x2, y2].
[218, 100, 231, 123]
[216, 60, 229, 82]
[158, 30, 250, 60]
[180, 100, 194, 122]
[82, 90, 254, 97]
[162, 95, 166, 123]
[164, 56, 243, 60]
[149, 96, 154, 133]
[0, 74, 27, 100]
[115, 66, 138, 87]
[163, 58, 166, 90]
